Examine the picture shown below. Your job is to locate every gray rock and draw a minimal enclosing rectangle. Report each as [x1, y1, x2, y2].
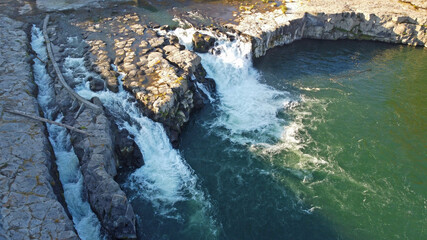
[71, 104, 136, 239]
[89, 77, 105, 91]
[112, 123, 144, 170]
[192, 32, 216, 53]
[226, 0, 427, 58]
[0, 15, 78, 240]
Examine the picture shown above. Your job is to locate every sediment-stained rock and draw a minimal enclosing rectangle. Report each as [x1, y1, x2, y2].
[0, 15, 78, 240]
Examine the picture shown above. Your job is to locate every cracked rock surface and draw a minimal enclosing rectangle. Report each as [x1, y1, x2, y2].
[227, 0, 427, 57]
[76, 13, 214, 146]
[0, 15, 78, 240]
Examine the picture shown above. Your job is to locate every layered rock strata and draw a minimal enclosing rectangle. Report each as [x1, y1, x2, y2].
[0, 15, 78, 240]
[227, 0, 427, 58]
[79, 13, 214, 146]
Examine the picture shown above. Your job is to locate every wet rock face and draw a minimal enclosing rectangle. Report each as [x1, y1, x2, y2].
[0, 15, 78, 240]
[192, 31, 216, 53]
[303, 12, 427, 47]
[89, 76, 105, 91]
[112, 123, 144, 170]
[80, 13, 214, 145]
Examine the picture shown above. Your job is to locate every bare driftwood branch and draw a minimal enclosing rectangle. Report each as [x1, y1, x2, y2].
[5, 109, 92, 136]
[35, 55, 46, 64]
[42, 14, 101, 113]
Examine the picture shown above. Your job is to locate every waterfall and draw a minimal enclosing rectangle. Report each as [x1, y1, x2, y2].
[62, 53, 219, 237]
[172, 28, 327, 184]
[31, 26, 102, 240]
[173, 28, 292, 145]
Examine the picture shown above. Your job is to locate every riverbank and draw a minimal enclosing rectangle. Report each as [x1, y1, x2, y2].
[0, 15, 78, 240]
[225, 0, 427, 57]
[0, 0, 425, 239]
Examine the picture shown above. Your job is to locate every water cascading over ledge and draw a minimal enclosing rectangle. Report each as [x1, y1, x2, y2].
[41, 18, 138, 239]
[30, 25, 103, 240]
[77, 13, 215, 147]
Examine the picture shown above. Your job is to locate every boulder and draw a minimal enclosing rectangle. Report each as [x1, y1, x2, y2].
[89, 76, 105, 91]
[71, 100, 136, 239]
[192, 32, 216, 53]
[113, 125, 144, 170]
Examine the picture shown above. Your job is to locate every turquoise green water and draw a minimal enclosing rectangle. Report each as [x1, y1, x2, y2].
[178, 40, 427, 240]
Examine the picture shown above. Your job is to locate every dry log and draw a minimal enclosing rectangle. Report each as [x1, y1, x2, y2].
[5, 109, 92, 136]
[42, 14, 101, 113]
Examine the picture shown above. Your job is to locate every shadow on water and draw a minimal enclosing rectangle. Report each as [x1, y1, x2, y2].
[253, 39, 399, 93]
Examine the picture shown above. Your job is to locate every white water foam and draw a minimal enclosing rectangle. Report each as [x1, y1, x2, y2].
[31, 26, 102, 240]
[61, 55, 219, 236]
[196, 81, 214, 103]
[174, 28, 291, 144]
[173, 28, 334, 187]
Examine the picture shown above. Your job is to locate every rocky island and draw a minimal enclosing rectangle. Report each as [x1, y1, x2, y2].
[0, 0, 425, 239]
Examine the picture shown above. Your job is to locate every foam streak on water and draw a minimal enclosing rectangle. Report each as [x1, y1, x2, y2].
[31, 26, 102, 240]
[63, 56, 218, 236]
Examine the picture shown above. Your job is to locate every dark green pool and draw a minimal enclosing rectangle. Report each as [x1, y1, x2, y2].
[177, 39, 427, 240]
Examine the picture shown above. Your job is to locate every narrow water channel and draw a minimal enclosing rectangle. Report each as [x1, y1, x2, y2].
[31, 26, 102, 240]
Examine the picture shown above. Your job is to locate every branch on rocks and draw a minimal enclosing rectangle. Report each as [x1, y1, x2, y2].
[42, 14, 102, 113]
[35, 55, 46, 64]
[4, 109, 92, 136]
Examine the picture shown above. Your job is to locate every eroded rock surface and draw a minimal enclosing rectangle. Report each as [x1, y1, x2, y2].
[43, 18, 137, 239]
[0, 15, 78, 240]
[77, 13, 214, 146]
[192, 31, 216, 53]
[227, 0, 427, 57]
[70, 100, 137, 239]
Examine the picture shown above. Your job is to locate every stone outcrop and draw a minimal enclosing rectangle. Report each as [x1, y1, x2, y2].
[43, 18, 138, 239]
[111, 120, 144, 170]
[192, 31, 216, 53]
[70, 99, 137, 239]
[0, 15, 78, 240]
[86, 40, 119, 92]
[227, 0, 427, 58]
[78, 13, 214, 146]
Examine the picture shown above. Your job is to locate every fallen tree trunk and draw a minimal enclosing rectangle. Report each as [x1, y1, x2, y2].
[5, 109, 92, 136]
[42, 14, 101, 113]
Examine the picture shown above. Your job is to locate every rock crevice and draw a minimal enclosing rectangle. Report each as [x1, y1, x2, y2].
[80, 13, 215, 147]
[0, 15, 78, 240]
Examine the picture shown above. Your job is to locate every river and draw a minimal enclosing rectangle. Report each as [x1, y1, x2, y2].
[178, 38, 427, 240]
[61, 24, 426, 239]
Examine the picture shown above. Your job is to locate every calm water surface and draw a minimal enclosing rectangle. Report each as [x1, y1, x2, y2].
[178, 40, 427, 240]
